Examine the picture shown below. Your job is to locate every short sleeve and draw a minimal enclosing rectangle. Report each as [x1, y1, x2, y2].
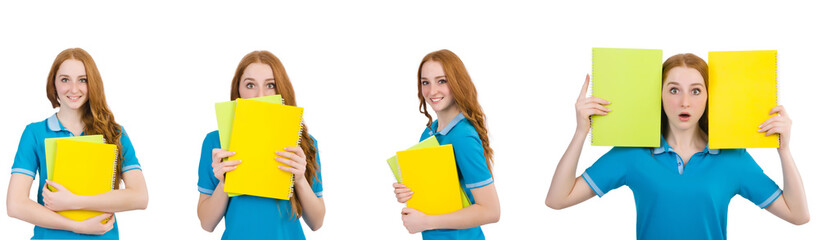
[309, 136, 323, 197]
[582, 147, 634, 197]
[119, 127, 142, 173]
[452, 135, 493, 190]
[198, 131, 221, 195]
[11, 124, 39, 178]
[734, 149, 781, 209]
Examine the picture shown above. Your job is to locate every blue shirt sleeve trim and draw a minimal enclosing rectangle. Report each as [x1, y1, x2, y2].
[315, 191, 323, 197]
[465, 177, 493, 189]
[198, 186, 214, 195]
[758, 188, 782, 209]
[582, 171, 604, 197]
[11, 168, 36, 178]
[122, 164, 141, 173]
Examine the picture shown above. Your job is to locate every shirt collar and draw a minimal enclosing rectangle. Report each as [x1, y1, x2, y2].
[46, 113, 66, 132]
[653, 136, 720, 155]
[428, 112, 466, 136]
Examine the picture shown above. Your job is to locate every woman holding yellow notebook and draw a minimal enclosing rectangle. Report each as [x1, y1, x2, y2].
[391, 49, 500, 239]
[545, 53, 809, 240]
[196, 50, 325, 239]
[7, 48, 149, 239]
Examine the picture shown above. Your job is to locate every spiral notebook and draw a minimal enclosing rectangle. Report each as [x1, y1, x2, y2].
[396, 144, 463, 215]
[51, 139, 118, 221]
[387, 136, 471, 208]
[44, 135, 105, 182]
[708, 50, 779, 148]
[224, 98, 304, 200]
[591, 48, 663, 147]
[215, 95, 283, 149]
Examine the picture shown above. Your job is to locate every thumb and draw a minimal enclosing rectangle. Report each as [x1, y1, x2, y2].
[46, 180, 66, 191]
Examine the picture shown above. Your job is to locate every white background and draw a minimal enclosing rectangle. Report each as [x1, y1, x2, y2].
[1, 1, 816, 239]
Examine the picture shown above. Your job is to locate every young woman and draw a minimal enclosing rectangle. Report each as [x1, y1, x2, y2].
[545, 53, 809, 239]
[196, 50, 325, 239]
[392, 49, 500, 239]
[7, 48, 149, 239]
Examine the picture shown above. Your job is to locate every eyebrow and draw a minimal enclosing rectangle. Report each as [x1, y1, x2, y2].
[665, 81, 703, 87]
[421, 75, 446, 80]
[57, 74, 87, 78]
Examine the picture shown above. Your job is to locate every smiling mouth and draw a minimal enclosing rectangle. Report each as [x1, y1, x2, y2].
[430, 97, 443, 104]
[67, 96, 82, 101]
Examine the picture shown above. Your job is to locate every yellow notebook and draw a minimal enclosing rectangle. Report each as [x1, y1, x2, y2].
[396, 144, 462, 215]
[387, 136, 471, 208]
[708, 50, 779, 148]
[52, 139, 118, 221]
[224, 98, 304, 200]
[45, 135, 105, 182]
[215, 95, 283, 149]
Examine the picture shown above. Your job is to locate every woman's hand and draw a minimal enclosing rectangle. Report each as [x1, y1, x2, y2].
[759, 105, 792, 149]
[211, 148, 239, 183]
[575, 74, 611, 134]
[401, 208, 431, 233]
[393, 183, 413, 203]
[42, 180, 79, 212]
[276, 146, 308, 185]
[71, 213, 115, 235]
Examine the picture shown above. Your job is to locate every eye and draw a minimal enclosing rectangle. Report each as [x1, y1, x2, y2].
[79, 78, 88, 83]
[266, 83, 276, 89]
[246, 83, 255, 89]
[421, 80, 429, 86]
[692, 88, 701, 95]
[60, 78, 69, 83]
[438, 79, 447, 84]
[670, 87, 679, 94]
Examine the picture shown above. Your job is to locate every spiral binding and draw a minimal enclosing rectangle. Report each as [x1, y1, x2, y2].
[102, 137, 118, 190]
[288, 119, 305, 198]
[589, 48, 596, 143]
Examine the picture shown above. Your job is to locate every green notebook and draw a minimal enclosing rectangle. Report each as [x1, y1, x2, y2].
[387, 136, 471, 208]
[215, 95, 283, 149]
[44, 135, 105, 191]
[591, 48, 662, 147]
[215, 95, 283, 197]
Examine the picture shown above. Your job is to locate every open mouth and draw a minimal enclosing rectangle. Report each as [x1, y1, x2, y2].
[679, 113, 691, 121]
[430, 97, 443, 104]
[67, 96, 82, 102]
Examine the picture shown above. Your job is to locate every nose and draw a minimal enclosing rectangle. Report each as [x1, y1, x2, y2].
[70, 80, 80, 93]
[681, 92, 690, 108]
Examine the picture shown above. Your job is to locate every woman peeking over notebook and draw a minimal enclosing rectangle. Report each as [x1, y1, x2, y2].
[545, 53, 809, 239]
[391, 49, 500, 239]
[196, 50, 325, 239]
[7, 48, 149, 239]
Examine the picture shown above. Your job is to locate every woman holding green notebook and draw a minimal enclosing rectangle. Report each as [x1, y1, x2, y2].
[545, 53, 809, 239]
[7, 48, 149, 239]
[196, 50, 325, 239]
[392, 49, 500, 239]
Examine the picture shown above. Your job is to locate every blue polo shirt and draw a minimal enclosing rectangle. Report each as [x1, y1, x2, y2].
[11, 114, 143, 240]
[582, 137, 781, 240]
[197, 130, 323, 240]
[418, 113, 493, 240]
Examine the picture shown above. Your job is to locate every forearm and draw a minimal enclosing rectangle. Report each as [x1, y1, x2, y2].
[8, 194, 77, 232]
[294, 178, 324, 230]
[76, 187, 147, 212]
[197, 182, 229, 232]
[778, 147, 810, 223]
[545, 130, 587, 208]
[426, 200, 500, 230]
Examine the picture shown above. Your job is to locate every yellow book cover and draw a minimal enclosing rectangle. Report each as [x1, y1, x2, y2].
[52, 139, 117, 221]
[224, 98, 304, 200]
[708, 50, 778, 148]
[387, 136, 471, 208]
[396, 144, 462, 215]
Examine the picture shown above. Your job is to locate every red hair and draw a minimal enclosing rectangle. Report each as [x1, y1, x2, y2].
[46, 48, 125, 189]
[230, 50, 318, 218]
[417, 49, 494, 173]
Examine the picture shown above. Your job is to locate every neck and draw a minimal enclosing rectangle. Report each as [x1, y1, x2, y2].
[435, 106, 461, 132]
[57, 106, 85, 134]
[665, 125, 706, 151]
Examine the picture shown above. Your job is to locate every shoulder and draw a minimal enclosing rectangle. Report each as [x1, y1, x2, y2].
[23, 118, 49, 134]
[601, 147, 652, 161]
[449, 119, 480, 140]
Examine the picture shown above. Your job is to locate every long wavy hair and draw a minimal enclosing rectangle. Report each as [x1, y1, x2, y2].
[661, 53, 709, 137]
[46, 48, 125, 189]
[230, 50, 318, 218]
[417, 49, 494, 173]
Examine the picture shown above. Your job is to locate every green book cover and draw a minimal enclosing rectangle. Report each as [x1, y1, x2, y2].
[591, 48, 662, 147]
[387, 136, 471, 207]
